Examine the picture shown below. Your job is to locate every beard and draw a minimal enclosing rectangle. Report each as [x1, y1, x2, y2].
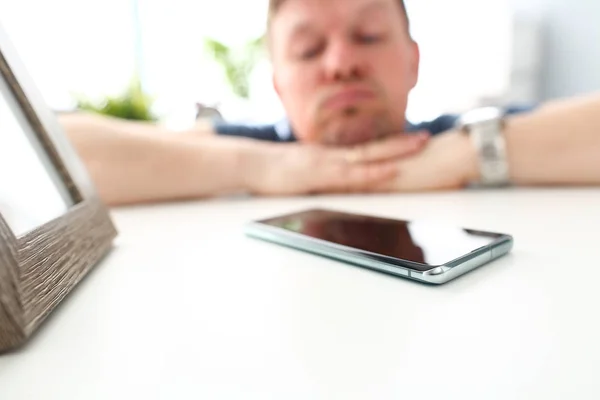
[315, 102, 400, 146]
[307, 80, 406, 146]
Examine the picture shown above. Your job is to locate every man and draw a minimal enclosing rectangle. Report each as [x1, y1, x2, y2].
[213, 0, 527, 191]
[216, 0, 422, 145]
[60, 0, 600, 206]
[214, 0, 600, 191]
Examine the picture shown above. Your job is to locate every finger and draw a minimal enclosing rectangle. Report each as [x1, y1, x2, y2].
[362, 180, 397, 194]
[317, 159, 400, 193]
[334, 131, 430, 164]
[327, 180, 397, 195]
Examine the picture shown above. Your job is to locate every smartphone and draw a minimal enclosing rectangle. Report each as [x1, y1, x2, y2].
[244, 208, 513, 284]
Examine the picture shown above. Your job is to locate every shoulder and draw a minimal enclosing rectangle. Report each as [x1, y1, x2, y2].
[409, 104, 537, 136]
[407, 114, 461, 136]
[212, 119, 294, 142]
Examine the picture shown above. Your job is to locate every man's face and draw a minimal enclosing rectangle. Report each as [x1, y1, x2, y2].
[270, 0, 420, 145]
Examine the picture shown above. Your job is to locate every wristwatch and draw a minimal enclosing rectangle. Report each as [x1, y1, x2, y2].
[455, 107, 511, 187]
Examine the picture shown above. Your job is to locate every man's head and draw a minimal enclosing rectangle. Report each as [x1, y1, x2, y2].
[268, 0, 420, 146]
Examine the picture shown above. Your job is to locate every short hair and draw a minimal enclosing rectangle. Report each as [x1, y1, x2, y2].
[267, 0, 411, 32]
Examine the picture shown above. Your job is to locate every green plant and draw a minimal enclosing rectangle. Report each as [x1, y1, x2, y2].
[203, 35, 265, 99]
[75, 74, 158, 122]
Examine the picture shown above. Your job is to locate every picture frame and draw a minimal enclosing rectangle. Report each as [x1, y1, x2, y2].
[0, 22, 117, 352]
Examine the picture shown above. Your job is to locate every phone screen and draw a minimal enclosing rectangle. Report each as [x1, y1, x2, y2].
[259, 209, 505, 267]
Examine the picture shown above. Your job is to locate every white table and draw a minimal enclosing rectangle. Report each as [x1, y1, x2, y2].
[1, 188, 600, 399]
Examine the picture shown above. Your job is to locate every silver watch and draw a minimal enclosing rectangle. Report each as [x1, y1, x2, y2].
[455, 107, 511, 187]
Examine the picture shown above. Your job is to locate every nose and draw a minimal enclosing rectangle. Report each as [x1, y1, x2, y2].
[322, 39, 368, 82]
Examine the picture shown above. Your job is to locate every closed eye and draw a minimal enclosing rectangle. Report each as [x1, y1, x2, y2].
[356, 34, 385, 44]
[298, 42, 325, 60]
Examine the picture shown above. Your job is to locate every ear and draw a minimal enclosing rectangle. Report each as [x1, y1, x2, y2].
[408, 40, 420, 89]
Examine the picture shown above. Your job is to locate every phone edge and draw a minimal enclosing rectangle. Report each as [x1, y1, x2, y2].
[244, 222, 513, 285]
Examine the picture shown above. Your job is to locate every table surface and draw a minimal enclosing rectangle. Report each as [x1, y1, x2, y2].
[1, 188, 599, 400]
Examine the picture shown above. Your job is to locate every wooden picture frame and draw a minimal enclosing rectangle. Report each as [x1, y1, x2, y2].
[0, 23, 117, 352]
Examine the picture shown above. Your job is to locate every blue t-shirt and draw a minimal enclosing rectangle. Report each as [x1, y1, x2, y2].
[213, 105, 535, 142]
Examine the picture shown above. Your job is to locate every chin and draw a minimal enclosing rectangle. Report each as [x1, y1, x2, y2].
[311, 103, 402, 145]
[321, 116, 392, 146]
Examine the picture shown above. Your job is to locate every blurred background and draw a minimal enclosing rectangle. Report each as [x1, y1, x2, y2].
[0, 0, 598, 129]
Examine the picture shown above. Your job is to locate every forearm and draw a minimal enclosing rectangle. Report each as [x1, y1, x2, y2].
[504, 93, 600, 185]
[392, 93, 600, 193]
[58, 113, 247, 206]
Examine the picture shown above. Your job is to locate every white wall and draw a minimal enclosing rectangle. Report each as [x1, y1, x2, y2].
[406, 0, 513, 121]
[510, 0, 600, 100]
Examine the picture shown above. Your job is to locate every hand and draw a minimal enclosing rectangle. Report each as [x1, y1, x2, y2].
[379, 130, 480, 192]
[242, 133, 429, 196]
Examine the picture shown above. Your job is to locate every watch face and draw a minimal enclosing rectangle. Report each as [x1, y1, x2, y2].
[482, 142, 498, 159]
[459, 107, 503, 126]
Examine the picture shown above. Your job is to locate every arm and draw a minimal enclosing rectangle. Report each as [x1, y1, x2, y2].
[59, 113, 248, 205]
[59, 113, 428, 206]
[389, 92, 600, 191]
[502, 92, 600, 185]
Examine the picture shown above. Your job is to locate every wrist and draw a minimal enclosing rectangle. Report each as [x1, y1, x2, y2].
[237, 139, 275, 194]
[182, 136, 253, 197]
